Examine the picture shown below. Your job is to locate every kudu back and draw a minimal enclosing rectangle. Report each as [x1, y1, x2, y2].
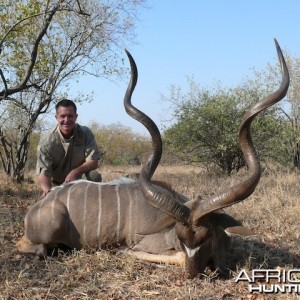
[17, 40, 289, 278]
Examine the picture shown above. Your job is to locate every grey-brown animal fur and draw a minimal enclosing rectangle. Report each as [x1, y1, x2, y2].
[17, 40, 289, 278]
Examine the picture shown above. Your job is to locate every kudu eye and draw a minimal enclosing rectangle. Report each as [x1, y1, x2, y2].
[194, 225, 213, 244]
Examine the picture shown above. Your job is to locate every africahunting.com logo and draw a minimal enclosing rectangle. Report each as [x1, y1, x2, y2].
[235, 269, 300, 294]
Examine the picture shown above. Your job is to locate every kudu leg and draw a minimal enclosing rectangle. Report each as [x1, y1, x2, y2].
[16, 236, 47, 257]
[126, 250, 185, 266]
[17, 200, 72, 257]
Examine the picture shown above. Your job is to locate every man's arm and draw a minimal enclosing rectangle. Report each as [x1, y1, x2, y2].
[38, 173, 52, 198]
[64, 159, 99, 183]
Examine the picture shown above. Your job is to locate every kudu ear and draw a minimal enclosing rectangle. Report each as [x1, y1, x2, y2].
[210, 212, 255, 236]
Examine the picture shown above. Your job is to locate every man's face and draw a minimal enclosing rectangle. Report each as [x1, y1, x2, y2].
[55, 105, 78, 138]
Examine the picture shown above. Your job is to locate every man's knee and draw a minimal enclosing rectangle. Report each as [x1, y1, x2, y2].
[83, 170, 102, 182]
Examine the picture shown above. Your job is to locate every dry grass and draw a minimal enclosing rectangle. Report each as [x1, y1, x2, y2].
[0, 165, 299, 299]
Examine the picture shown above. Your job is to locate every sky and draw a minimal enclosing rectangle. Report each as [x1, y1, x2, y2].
[74, 0, 300, 135]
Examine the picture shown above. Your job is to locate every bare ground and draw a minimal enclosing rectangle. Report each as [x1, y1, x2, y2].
[0, 165, 299, 299]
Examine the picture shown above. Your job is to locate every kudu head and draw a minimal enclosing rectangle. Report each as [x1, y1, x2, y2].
[124, 40, 289, 278]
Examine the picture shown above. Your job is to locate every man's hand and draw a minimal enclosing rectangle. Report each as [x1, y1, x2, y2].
[40, 189, 50, 199]
[38, 174, 52, 199]
[64, 169, 81, 183]
[64, 160, 99, 184]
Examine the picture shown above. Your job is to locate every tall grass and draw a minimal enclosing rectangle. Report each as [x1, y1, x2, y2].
[0, 166, 299, 299]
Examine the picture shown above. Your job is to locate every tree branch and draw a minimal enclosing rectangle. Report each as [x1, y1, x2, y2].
[0, 2, 63, 98]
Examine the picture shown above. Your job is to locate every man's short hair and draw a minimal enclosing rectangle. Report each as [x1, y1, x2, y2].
[55, 99, 77, 114]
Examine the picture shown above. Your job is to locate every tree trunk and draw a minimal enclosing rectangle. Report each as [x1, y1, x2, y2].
[293, 142, 300, 169]
[0, 129, 30, 183]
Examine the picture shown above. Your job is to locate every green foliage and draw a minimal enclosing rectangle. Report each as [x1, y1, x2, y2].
[163, 78, 288, 174]
[26, 131, 40, 171]
[89, 122, 151, 166]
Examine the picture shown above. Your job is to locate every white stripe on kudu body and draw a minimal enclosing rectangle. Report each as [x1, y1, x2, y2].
[83, 182, 92, 244]
[97, 184, 102, 245]
[51, 188, 60, 220]
[115, 185, 121, 243]
[127, 185, 134, 245]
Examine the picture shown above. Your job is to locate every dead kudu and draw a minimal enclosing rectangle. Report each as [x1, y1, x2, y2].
[17, 40, 289, 278]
